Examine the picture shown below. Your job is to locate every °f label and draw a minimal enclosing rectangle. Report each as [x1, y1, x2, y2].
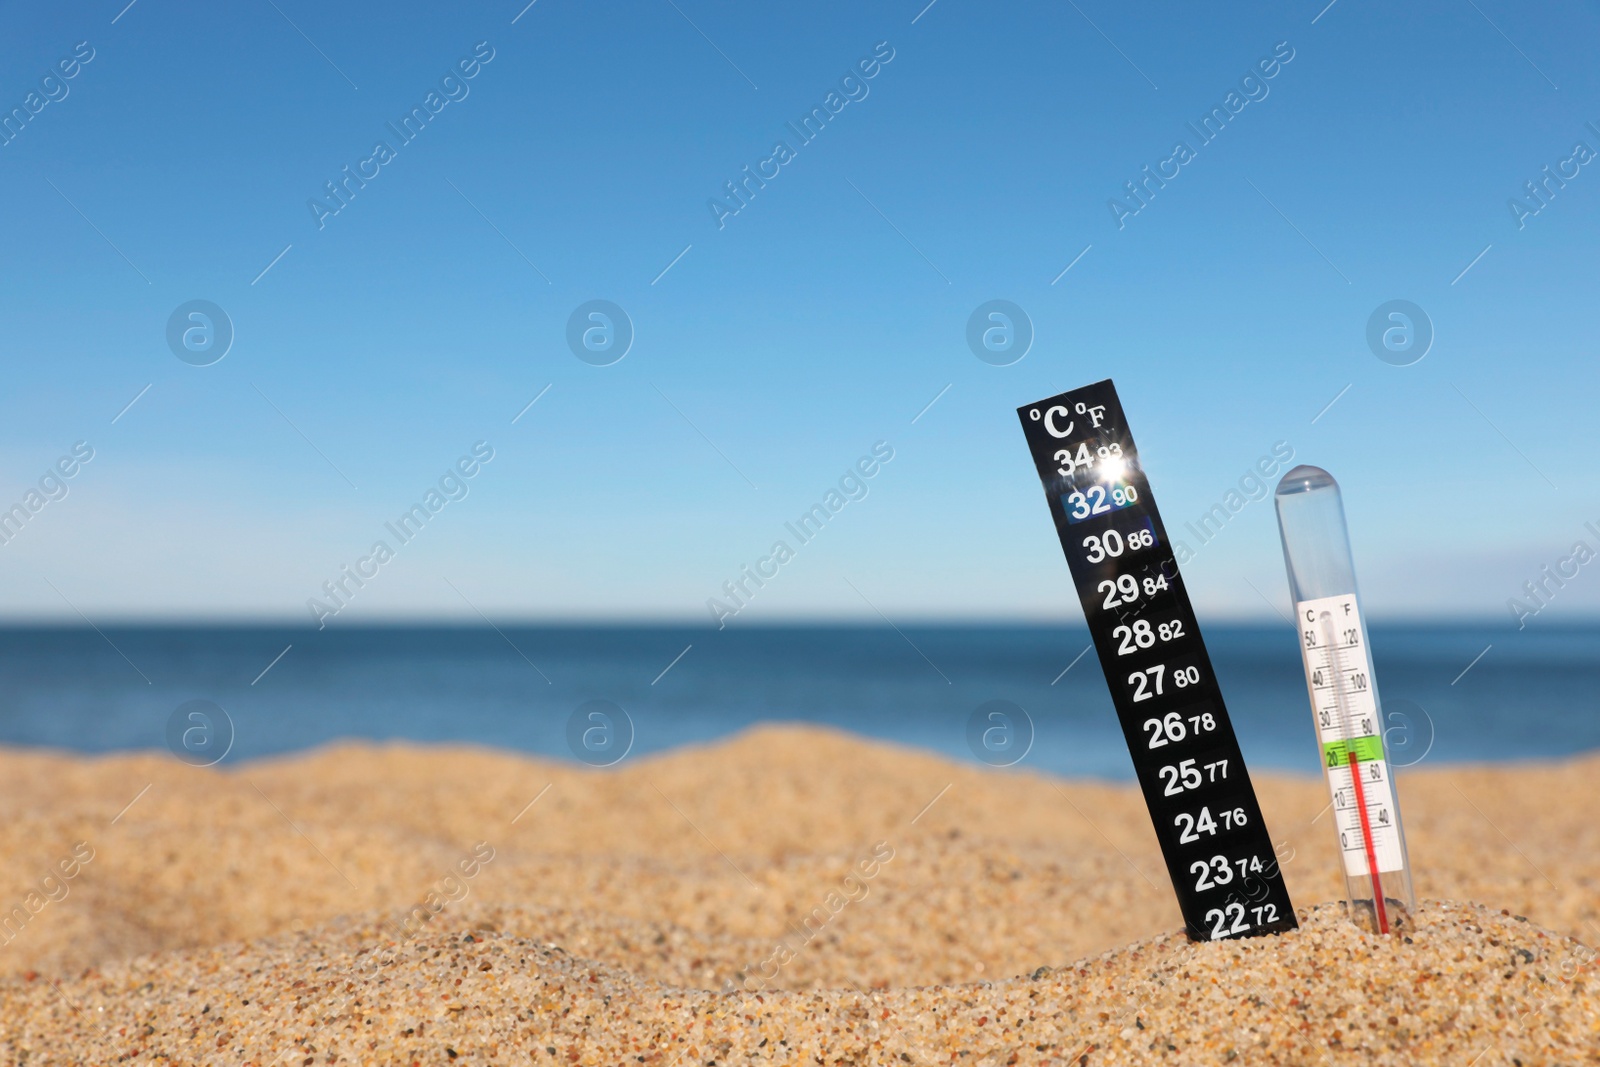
[1295, 593, 1404, 877]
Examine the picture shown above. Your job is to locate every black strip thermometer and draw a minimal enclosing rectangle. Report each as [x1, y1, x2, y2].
[1017, 379, 1296, 942]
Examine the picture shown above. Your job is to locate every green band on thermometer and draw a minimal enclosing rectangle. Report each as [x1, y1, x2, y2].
[1323, 735, 1384, 767]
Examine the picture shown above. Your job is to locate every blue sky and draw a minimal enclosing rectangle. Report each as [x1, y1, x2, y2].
[0, 0, 1596, 626]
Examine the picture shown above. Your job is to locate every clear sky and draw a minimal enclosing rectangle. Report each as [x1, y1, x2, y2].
[0, 0, 1596, 627]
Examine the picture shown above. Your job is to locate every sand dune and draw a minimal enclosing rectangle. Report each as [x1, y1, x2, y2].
[0, 725, 1595, 1063]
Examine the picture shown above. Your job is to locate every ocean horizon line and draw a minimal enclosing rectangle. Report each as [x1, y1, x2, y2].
[0, 615, 1579, 631]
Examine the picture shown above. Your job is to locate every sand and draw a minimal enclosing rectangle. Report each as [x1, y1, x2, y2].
[0, 725, 1595, 1064]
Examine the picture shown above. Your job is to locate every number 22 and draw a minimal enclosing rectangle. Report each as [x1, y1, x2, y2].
[1205, 903, 1249, 939]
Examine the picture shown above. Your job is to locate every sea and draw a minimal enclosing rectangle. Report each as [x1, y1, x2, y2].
[0, 623, 1592, 778]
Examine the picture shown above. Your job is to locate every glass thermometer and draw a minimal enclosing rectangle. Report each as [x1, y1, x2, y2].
[1274, 465, 1415, 933]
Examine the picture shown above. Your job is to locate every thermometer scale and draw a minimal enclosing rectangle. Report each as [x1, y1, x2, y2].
[1275, 465, 1416, 933]
[1018, 380, 1296, 942]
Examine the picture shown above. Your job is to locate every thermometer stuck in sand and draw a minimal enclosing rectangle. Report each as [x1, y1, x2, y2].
[1275, 465, 1416, 934]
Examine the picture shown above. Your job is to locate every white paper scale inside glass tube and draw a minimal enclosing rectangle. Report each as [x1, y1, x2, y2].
[1295, 594, 1405, 877]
